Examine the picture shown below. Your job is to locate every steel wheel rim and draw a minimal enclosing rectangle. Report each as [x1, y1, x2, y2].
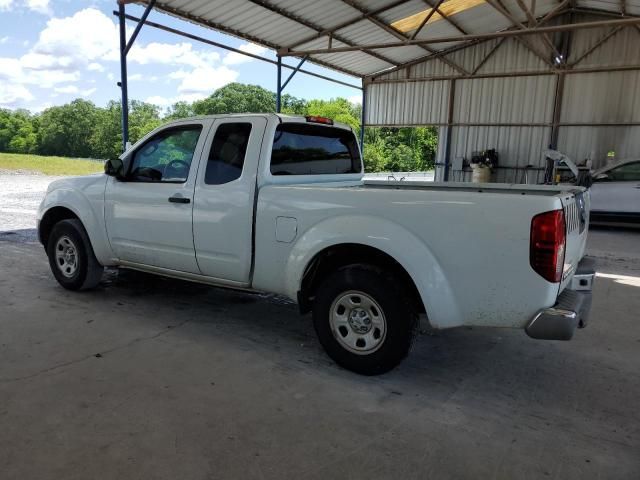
[54, 235, 78, 278]
[329, 290, 387, 355]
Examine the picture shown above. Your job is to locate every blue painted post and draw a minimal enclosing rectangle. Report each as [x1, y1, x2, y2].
[118, 2, 129, 152]
[276, 55, 282, 113]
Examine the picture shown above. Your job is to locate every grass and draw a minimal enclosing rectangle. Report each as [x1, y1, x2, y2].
[0, 152, 105, 176]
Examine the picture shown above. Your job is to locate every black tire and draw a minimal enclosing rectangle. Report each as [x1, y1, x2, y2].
[47, 219, 103, 291]
[312, 264, 418, 375]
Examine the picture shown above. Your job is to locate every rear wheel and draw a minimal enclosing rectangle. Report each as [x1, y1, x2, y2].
[312, 265, 417, 375]
[47, 219, 103, 290]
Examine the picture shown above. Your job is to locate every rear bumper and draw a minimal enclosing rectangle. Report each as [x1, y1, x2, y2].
[526, 257, 595, 341]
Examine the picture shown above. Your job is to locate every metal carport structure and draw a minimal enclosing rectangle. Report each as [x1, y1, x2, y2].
[117, 0, 640, 181]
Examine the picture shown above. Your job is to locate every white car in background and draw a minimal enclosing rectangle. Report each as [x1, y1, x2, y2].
[590, 159, 640, 225]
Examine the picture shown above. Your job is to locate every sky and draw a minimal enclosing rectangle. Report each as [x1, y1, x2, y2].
[0, 0, 363, 113]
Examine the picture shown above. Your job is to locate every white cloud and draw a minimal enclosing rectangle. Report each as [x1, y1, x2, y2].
[168, 69, 189, 80]
[0, 83, 33, 107]
[146, 65, 238, 108]
[81, 87, 96, 97]
[177, 66, 238, 95]
[0, 36, 8, 44]
[87, 62, 104, 72]
[223, 43, 267, 65]
[348, 94, 362, 105]
[0, 0, 50, 14]
[26, 0, 49, 15]
[0, 7, 118, 106]
[0, 57, 80, 88]
[21, 52, 76, 71]
[54, 85, 79, 94]
[126, 42, 220, 69]
[145, 95, 173, 107]
[31, 101, 53, 113]
[0, 7, 242, 109]
[34, 8, 118, 67]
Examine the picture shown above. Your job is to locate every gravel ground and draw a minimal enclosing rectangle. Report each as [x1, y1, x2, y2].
[0, 173, 62, 242]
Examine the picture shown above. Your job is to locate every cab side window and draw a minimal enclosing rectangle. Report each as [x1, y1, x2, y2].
[128, 126, 202, 183]
[204, 123, 252, 185]
[607, 162, 640, 182]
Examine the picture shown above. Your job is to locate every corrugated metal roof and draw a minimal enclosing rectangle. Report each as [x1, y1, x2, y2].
[141, 0, 638, 78]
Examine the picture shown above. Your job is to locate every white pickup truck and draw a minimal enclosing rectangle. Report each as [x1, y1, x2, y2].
[37, 114, 595, 374]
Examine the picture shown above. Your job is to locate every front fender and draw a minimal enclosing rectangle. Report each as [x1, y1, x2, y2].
[38, 186, 114, 266]
[284, 215, 462, 329]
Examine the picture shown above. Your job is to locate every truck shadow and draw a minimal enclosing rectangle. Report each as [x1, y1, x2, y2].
[99, 267, 636, 416]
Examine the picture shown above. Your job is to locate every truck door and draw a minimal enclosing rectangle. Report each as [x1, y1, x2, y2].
[192, 117, 268, 284]
[104, 120, 212, 274]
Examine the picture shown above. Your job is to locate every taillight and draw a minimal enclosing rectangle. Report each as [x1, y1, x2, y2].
[530, 209, 566, 283]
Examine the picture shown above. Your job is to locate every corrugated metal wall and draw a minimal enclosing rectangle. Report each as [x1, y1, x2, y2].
[365, 14, 640, 182]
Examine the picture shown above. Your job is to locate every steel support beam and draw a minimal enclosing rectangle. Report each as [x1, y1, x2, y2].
[420, 0, 467, 35]
[569, 26, 623, 66]
[550, 72, 565, 149]
[118, 2, 129, 152]
[486, 0, 560, 63]
[282, 16, 640, 55]
[276, 56, 282, 113]
[289, 0, 410, 49]
[150, 3, 363, 78]
[280, 56, 308, 91]
[410, 0, 445, 40]
[245, 0, 398, 67]
[338, 0, 470, 75]
[443, 78, 456, 182]
[471, 38, 506, 75]
[123, 0, 155, 55]
[114, 12, 362, 90]
[368, 63, 640, 83]
[360, 82, 366, 150]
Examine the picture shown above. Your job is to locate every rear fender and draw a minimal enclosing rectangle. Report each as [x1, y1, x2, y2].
[285, 215, 462, 329]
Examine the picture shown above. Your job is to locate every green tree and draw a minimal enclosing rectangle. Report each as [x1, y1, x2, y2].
[192, 83, 276, 115]
[305, 97, 360, 133]
[90, 101, 122, 160]
[166, 101, 194, 120]
[0, 83, 437, 171]
[90, 100, 161, 159]
[38, 99, 100, 157]
[0, 109, 38, 153]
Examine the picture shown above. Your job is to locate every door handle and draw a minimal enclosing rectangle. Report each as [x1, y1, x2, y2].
[168, 196, 191, 204]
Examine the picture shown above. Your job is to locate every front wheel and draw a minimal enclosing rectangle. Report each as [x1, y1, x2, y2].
[47, 219, 104, 291]
[312, 265, 417, 375]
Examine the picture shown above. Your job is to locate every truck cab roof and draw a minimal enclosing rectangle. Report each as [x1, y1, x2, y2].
[164, 113, 354, 132]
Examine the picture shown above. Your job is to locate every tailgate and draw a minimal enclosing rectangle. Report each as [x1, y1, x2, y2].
[559, 190, 590, 291]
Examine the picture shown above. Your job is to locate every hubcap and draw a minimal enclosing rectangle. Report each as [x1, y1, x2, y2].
[330, 291, 387, 355]
[54, 236, 78, 278]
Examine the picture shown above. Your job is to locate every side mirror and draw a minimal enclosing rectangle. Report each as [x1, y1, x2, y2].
[104, 158, 125, 179]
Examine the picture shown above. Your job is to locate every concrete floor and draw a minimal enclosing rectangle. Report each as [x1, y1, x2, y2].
[1, 224, 639, 478]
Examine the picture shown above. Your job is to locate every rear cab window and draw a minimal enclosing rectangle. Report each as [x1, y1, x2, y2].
[270, 123, 361, 176]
